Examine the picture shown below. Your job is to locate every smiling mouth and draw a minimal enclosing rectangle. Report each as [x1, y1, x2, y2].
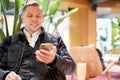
[30, 23, 38, 27]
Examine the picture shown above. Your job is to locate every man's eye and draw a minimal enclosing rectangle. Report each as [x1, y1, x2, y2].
[37, 15, 41, 18]
[27, 15, 32, 17]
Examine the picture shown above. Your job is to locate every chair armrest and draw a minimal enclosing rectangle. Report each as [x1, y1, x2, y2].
[101, 61, 115, 74]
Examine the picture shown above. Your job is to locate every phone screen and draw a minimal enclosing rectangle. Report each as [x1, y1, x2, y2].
[40, 43, 53, 51]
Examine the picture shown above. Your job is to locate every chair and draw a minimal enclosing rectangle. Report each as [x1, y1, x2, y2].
[69, 46, 115, 80]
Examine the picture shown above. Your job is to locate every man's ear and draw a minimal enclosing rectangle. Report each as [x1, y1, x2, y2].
[42, 16, 44, 23]
[21, 16, 24, 22]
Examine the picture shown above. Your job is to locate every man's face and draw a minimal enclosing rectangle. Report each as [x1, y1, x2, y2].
[21, 6, 43, 33]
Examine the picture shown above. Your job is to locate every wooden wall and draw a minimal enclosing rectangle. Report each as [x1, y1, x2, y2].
[59, 0, 97, 47]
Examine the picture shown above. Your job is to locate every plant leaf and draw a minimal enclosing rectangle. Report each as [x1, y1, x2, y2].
[0, 0, 9, 36]
[64, 8, 79, 17]
[49, 0, 62, 17]
[13, 0, 23, 34]
[57, 8, 78, 25]
[117, 17, 120, 27]
[17, 0, 23, 11]
[0, 0, 10, 11]
[35, 0, 50, 17]
[0, 29, 6, 45]
[14, 18, 22, 34]
[53, 8, 78, 33]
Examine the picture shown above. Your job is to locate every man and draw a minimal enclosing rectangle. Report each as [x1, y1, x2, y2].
[0, 1, 75, 80]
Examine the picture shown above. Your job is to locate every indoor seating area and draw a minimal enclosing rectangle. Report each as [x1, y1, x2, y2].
[0, 0, 120, 80]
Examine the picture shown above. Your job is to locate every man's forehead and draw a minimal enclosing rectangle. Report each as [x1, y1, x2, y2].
[21, 1, 43, 15]
[24, 6, 42, 13]
[26, 11, 42, 15]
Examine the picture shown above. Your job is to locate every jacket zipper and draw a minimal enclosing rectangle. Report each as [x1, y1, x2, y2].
[15, 39, 26, 73]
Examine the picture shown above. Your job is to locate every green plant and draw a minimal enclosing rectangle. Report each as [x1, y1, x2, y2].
[112, 17, 120, 48]
[0, 0, 78, 45]
[36, 0, 78, 33]
[0, 0, 23, 44]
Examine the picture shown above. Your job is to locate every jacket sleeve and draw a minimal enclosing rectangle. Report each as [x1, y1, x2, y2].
[47, 35, 75, 75]
[0, 37, 11, 80]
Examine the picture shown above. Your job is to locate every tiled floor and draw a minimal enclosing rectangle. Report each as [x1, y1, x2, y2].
[103, 53, 120, 72]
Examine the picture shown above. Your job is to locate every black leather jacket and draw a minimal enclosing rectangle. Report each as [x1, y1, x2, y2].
[0, 27, 75, 80]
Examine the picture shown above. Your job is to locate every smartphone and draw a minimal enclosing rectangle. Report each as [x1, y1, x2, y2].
[40, 43, 53, 51]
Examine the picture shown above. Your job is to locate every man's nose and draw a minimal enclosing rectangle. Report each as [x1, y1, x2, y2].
[32, 17, 37, 22]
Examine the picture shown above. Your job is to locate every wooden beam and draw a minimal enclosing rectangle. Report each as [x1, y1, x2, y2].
[59, 0, 90, 10]
[98, 0, 120, 8]
[63, 0, 90, 6]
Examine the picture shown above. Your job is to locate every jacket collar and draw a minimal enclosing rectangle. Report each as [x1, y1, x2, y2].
[18, 26, 46, 42]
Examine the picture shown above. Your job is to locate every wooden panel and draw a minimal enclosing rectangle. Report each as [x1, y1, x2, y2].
[70, 8, 89, 47]
[87, 8, 97, 45]
[59, 0, 97, 47]
[111, 7, 120, 13]
[63, 0, 89, 6]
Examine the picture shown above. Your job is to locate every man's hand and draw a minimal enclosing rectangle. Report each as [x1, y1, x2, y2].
[5, 71, 21, 80]
[35, 46, 57, 64]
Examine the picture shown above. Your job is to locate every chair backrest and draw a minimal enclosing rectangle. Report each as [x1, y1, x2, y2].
[69, 46, 103, 78]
